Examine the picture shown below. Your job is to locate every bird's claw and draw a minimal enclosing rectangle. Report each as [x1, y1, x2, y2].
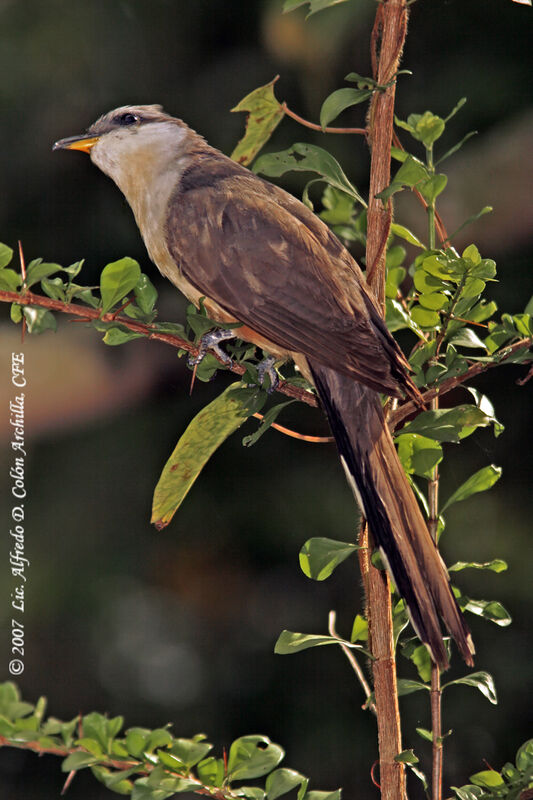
[257, 355, 280, 393]
[188, 328, 235, 368]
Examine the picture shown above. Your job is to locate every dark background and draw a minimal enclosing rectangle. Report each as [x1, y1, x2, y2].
[0, 1, 531, 798]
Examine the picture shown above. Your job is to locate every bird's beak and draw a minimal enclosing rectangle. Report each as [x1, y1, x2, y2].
[53, 134, 100, 153]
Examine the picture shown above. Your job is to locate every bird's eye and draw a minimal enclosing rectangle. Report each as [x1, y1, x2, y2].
[116, 112, 140, 126]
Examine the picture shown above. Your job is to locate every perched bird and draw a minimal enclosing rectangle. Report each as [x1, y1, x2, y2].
[54, 104, 474, 669]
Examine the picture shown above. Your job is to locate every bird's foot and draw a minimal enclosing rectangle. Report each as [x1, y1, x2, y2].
[188, 328, 235, 368]
[257, 355, 280, 393]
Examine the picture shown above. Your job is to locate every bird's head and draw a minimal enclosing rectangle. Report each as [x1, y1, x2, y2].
[53, 105, 195, 196]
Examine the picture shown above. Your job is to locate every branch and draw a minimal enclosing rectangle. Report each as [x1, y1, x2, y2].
[282, 102, 367, 136]
[328, 611, 376, 715]
[364, 3, 409, 800]
[0, 736, 234, 800]
[389, 336, 533, 430]
[0, 288, 317, 408]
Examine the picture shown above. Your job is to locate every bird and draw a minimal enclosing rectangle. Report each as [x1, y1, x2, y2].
[54, 104, 475, 670]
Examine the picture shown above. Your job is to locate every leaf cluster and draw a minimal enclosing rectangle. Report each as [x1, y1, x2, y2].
[0, 682, 341, 800]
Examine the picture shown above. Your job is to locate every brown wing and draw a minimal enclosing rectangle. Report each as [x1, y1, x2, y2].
[166, 158, 408, 396]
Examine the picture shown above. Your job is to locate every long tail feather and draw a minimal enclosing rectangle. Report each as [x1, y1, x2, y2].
[310, 362, 475, 670]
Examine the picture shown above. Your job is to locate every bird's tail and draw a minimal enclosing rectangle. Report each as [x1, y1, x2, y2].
[310, 362, 475, 670]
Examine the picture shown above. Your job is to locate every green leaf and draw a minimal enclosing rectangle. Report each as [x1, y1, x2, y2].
[396, 111, 445, 147]
[469, 770, 504, 788]
[25, 260, 63, 288]
[235, 788, 266, 800]
[242, 400, 294, 447]
[63, 259, 84, 279]
[385, 266, 406, 299]
[303, 792, 341, 800]
[377, 155, 429, 202]
[410, 306, 440, 328]
[441, 465, 502, 512]
[41, 276, 66, 301]
[420, 251, 464, 282]
[73, 286, 100, 308]
[81, 712, 109, 750]
[0, 242, 14, 268]
[444, 96, 467, 123]
[390, 223, 425, 249]
[416, 728, 434, 743]
[275, 630, 361, 655]
[350, 614, 368, 643]
[227, 735, 284, 781]
[157, 750, 187, 772]
[169, 738, 212, 769]
[151, 383, 256, 529]
[299, 537, 358, 581]
[386, 246, 406, 269]
[413, 268, 446, 294]
[396, 434, 443, 479]
[460, 277, 486, 300]
[513, 312, 533, 337]
[131, 778, 176, 800]
[396, 679, 430, 697]
[231, 78, 285, 166]
[458, 595, 512, 627]
[447, 328, 487, 349]
[62, 751, 102, 771]
[254, 143, 366, 207]
[395, 749, 419, 765]
[450, 786, 485, 800]
[283, 0, 349, 17]
[385, 298, 426, 339]
[419, 173, 447, 204]
[516, 739, 533, 771]
[103, 326, 144, 345]
[436, 130, 477, 166]
[319, 185, 356, 225]
[443, 671, 497, 705]
[449, 559, 507, 573]
[134, 273, 158, 314]
[418, 292, 448, 311]
[447, 206, 493, 243]
[0, 269, 21, 291]
[22, 306, 57, 334]
[197, 757, 225, 787]
[266, 768, 306, 799]
[399, 406, 495, 443]
[319, 87, 372, 129]
[126, 728, 149, 758]
[409, 644, 432, 683]
[100, 257, 141, 314]
[92, 766, 136, 794]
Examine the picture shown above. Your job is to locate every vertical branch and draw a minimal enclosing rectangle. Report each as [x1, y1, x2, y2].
[362, 3, 409, 800]
[425, 140, 443, 800]
[428, 395, 443, 800]
[366, 0, 408, 306]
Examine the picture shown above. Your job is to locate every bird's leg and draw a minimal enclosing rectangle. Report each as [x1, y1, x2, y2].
[188, 328, 235, 367]
[257, 355, 280, 393]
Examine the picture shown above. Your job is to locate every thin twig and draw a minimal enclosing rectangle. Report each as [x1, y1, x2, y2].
[328, 611, 376, 715]
[282, 103, 367, 136]
[428, 390, 443, 800]
[252, 412, 334, 443]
